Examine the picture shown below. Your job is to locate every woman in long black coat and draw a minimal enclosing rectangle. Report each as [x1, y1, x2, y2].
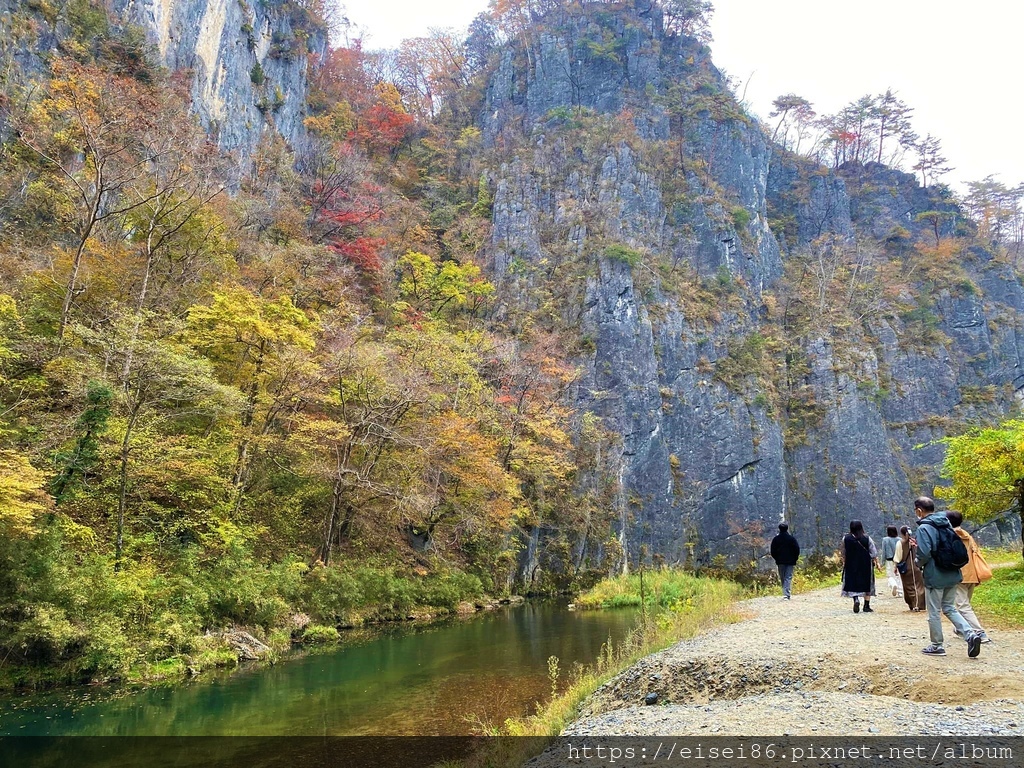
[840, 519, 878, 613]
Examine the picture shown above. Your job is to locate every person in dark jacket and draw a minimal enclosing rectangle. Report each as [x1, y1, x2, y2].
[840, 520, 877, 613]
[770, 523, 800, 599]
[914, 496, 981, 657]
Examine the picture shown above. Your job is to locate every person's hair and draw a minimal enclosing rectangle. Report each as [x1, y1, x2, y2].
[899, 525, 911, 536]
[914, 496, 935, 513]
[778, 522, 789, 532]
[946, 510, 964, 527]
[849, 520, 864, 535]
[886, 525, 898, 537]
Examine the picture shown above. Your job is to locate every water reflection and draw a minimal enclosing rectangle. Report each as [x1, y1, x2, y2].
[0, 602, 637, 736]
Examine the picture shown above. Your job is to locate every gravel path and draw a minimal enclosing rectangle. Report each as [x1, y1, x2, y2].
[564, 586, 1024, 736]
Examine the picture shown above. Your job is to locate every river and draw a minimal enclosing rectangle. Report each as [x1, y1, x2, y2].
[0, 601, 638, 736]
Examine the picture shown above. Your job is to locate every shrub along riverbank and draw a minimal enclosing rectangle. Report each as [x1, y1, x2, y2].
[0, 548, 490, 691]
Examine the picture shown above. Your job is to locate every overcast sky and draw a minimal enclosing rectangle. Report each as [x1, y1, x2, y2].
[341, 0, 1023, 191]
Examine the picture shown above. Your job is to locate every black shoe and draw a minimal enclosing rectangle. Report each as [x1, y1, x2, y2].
[863, 604, 873, 613]
[967, 632, 982, 658]
[853, 599, 860, 613]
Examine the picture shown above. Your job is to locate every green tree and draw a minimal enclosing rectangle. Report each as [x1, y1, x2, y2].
[13, 60, 174, 339]
[662, 0, 715, 42]
[75, 318, 241, 569]
[936, 419, 1024, 558]
[912, 134, 953, 189]
[49, 381, 114, 503]
[871, 88, 915, 166]
[394, 250, 494, 319]
[769, 93, 815, 150]
[186, 286, 318, 514]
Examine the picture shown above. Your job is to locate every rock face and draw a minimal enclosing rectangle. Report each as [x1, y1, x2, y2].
[481, 4, 1024, 574]
[116, 0, 325, 161]
[971, 510, 1023, 551]
[0, 0, 324, 162]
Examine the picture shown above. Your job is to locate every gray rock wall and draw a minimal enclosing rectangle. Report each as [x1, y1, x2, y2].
[485, 4, 1024, 573]
[116, 0, 325, 162]
[486, 7, 792, 572]
[970, 510, 1023, 551]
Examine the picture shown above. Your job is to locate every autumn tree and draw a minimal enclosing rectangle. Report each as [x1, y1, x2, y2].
[937, 420, 1024, 558]
[306, 44, 366, 140]
[393, 250, 494, 320]
[12, 60, 174, 339]
[114, 100, 228, 383]
[298, 340, 422, 564]
[962, 176, 1024, 252]
[349, 83, 415, 159]
[412, 410, 519, 552]
[186, 286, 319, 515]
[297, 139, 388, 278]
[0, 451, 50, 537]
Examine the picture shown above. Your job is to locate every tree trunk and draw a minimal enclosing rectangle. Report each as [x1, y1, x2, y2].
[58, 160, 106, 343]
[337, 502, 356, 543]
[114, 405, 141, 572]
[318, 477, 343, 565]
[120, 227, 156, 386]
[58, 217, 98, 342]
[232, 347, 265, 515]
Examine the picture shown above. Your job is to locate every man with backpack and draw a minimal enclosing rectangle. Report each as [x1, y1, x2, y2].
[914, 496, 982, 658]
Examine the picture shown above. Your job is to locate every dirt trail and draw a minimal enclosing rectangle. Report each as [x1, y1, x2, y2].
[564, 586, 1024, 736]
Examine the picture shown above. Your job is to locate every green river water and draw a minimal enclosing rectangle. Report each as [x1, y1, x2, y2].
[0, 602, 639, 736]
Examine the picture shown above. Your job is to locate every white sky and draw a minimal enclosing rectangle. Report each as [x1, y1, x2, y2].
[341, 0, 1024, 189]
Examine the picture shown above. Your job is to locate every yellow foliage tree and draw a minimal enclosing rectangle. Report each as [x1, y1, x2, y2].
[0, 451, 50, 536]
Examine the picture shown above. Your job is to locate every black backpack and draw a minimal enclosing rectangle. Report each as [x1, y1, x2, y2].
[919, 519, 969, 571]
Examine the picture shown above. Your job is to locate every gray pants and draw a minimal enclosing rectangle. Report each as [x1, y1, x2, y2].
[777, 564, 795, 598]
[924, 585, 974, 646]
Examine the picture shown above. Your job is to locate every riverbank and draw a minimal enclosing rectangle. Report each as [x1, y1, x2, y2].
[0, 556, 526, 694]
[0, 601, 642, 736]
[563, 581, 1024, 736]
[0, 587, 530, 694]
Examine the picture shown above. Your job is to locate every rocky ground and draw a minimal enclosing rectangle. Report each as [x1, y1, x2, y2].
[563, 585, 1024, 736]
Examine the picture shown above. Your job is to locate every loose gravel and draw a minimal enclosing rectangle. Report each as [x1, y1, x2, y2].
[564, 586, 1024, 736]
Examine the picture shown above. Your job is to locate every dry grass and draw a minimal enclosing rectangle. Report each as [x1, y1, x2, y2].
[502, 573, 741, 737]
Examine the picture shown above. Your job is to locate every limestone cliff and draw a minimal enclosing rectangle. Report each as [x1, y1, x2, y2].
[477, 3, 1024, 574]
[0, 0, 325, 161]
[115, 0, 325, 160]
